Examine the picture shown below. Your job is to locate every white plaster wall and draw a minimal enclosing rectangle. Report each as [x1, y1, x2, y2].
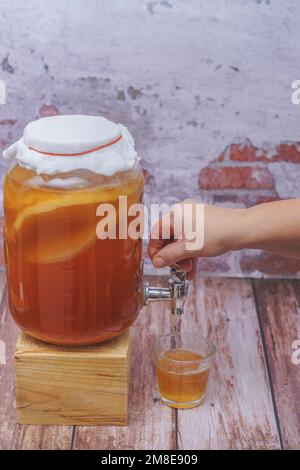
[1, 1, 300, 183]
[0, 0, 300, 276]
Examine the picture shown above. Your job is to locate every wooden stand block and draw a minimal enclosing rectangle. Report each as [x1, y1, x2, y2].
[15, 330, 131, 426]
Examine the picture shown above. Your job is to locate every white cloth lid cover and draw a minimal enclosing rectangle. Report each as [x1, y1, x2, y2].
[2, 115, 138, 176]
[24, 115, 121, 155]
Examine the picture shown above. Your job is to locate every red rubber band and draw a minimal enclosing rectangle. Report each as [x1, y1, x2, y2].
[29, 134, 122, 156]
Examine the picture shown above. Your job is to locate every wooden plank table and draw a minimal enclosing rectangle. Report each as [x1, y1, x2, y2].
[0, 274, 299, 450]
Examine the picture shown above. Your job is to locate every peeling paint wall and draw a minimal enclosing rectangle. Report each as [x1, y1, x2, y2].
[0, 0, 300, 277]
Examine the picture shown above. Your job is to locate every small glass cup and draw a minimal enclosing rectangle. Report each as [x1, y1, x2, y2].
[154, 332, 215, 409]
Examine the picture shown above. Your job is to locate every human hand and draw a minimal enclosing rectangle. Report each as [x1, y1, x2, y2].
[148, 199, 245, 278]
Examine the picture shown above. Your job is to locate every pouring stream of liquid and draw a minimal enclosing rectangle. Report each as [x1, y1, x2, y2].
[169, 263, 187, 354]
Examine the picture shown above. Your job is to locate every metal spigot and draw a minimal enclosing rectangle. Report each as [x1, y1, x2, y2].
[143, 265, 189, 315]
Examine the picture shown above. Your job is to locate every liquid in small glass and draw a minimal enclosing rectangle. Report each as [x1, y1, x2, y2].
[154, 332, 215, 409]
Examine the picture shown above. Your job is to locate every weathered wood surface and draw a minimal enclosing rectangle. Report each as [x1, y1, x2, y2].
[0, 272, 73, 449]
[253, 279, 300, 450]
[73, 277, 176, 450]
[0, 273, 299, 449]
[177, 277, 281, 450]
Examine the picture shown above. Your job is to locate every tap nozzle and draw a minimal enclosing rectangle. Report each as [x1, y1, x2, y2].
[168, 266, 189, 315]
[143, 265, 189, 315]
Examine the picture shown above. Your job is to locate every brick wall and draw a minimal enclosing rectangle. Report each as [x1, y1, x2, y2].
[194, 141, 300, 277]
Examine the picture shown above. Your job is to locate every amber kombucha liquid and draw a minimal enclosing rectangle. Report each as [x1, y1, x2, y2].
[156, 349, 210, 408]
[4, 165, 143, 345]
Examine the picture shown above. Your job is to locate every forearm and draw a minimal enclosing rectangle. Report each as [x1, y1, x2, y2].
[231, 199, 300, 258]
[150, 199, 300, 270]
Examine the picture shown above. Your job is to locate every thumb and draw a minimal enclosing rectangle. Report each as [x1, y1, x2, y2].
[153, 240, 186, 268]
